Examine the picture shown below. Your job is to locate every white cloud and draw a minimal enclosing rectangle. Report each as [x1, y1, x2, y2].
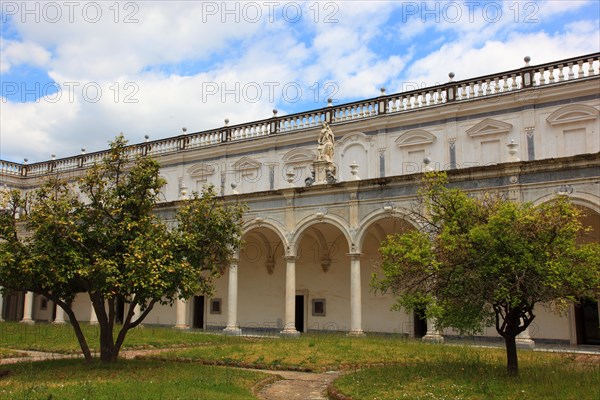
[401, 22, 600, 89]
[0, 39, 51, 72]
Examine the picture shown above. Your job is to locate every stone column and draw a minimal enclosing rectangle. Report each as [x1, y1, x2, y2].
[89, 302, 98, 325]
[422, 318, 444, 343]
[132, 303, 142, 324]
[21, 291, 34, 324]
[282, 256, 299, 336]
[223, 260, 242, 335]
[516, 325, 535, 348]
[174, 298, 189, 329]
[348, 253, 365, 336]
[53, 303, 66, 324]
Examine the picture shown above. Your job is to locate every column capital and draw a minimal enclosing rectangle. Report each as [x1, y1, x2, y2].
[284, 255, 297, 262]
[347, 252, 362, 260]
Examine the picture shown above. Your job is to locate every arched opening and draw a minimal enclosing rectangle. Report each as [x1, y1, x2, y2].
[295, 222, 350, 333]
[574, 206, 600, 345]
[360, 215, 418, 335]
[233, 226, 286, 333]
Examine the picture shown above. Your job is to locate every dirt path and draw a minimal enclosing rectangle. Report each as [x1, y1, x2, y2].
[1, 349, 342, 400]
[0, 347, 175, 365]
[256, 370, 341, 400]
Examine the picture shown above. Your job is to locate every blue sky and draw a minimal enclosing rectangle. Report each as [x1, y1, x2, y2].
[1, 0, 599, 162]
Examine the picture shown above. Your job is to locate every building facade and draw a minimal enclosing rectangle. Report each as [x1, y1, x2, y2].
[1, 53, 599, 345]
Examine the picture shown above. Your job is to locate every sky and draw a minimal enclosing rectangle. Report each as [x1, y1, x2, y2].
[0, 0, 599, 163]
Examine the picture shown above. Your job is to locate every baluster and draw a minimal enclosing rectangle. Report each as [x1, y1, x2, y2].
[558, 64, 565, 81]
[576, 60, 584, 78]
[567, 62, 574, 80]
[510, 74, 517, 90]
[539, 68, 546, 85]
[588, 58, 595, 76]
[548, 66, 555, 83]
[500, 75, 508, 92]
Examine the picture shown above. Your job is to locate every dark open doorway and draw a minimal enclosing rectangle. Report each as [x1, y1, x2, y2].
[413, 307, 428, 338]
[193, 296, 205, 329]
[115, 298, 125, 324]
[295, 295, 305, 333]
[575, 299, 600, 345]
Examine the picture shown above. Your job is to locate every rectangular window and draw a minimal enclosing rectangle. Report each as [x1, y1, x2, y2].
[312, 299, 326, 317]
[210, 299, 222, 314]
[40, 298, 48, 310]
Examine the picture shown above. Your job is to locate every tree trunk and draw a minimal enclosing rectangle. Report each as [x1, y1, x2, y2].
[99, 323, 119, 363]
[504, 334, 519, 376]
[93, 295, 119, 363]
[66, 310, 93, 362]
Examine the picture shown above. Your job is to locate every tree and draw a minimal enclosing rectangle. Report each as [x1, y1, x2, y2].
[0, 135, 245, 363]
[373, 172, 600, 376]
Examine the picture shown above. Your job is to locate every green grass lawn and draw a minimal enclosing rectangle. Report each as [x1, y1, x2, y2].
[0, 359, 268, 400]
[153, 333, 600, 399]
[332, 348, 600, 400]
[0, 321, 226, 353]
[2, 322, 598, 400]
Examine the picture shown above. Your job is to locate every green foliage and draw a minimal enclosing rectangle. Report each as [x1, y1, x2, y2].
[373, 172, 600, 374]
[0, 134, 245, 362]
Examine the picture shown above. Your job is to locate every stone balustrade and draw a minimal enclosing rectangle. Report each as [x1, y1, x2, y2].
[2, 52, 598, 179]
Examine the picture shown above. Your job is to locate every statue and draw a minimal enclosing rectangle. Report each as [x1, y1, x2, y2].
[317, 122, 335, 163]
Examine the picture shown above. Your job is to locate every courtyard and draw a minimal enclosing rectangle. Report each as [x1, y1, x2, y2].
[1, 322, 598, 399]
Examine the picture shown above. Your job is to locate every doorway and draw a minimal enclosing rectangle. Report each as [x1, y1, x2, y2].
[3, 291, 23, 321]
[413, 308, 428, 338]
[295, 295, 305, 333]
[193, 296, 205, 329]
[115, 298, 125, 324]
[575, 299, 600, 345]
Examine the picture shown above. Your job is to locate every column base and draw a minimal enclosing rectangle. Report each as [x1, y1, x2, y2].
[347, 329, 366, 337]
[422, 333, 444, 343]
[174, 324, 189, 330]
[516, 337, 535, 349]
[20, 319, 35, 324]
[52, 320, 67, 324]
[223, 326, 242, 336]
[281, 328, 301, 337]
